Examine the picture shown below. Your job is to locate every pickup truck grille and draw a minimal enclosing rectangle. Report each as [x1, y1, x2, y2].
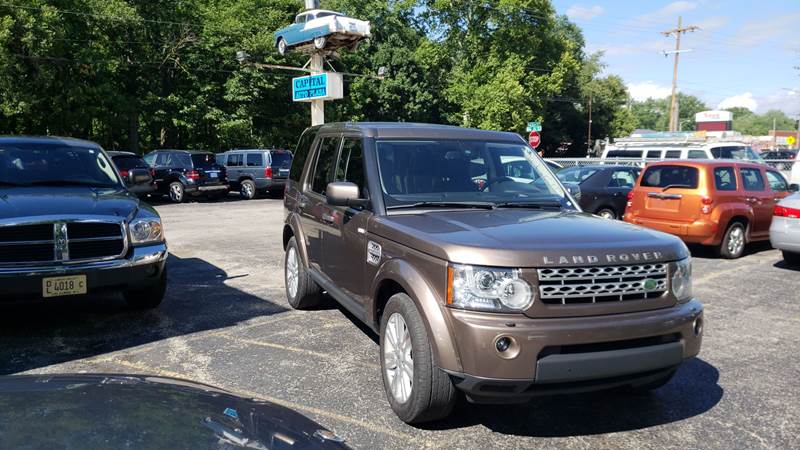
[0, 221, 126, 264]
[537, 263, 668, 305]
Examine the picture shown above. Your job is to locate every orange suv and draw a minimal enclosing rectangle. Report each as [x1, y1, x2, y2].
[624, 160, 796, 258]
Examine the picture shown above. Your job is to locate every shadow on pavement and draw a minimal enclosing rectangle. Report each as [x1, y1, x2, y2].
[425, 357, 722, 437]
[688, 241, 773, 259]
[0, 254, 287, 375]
[773, 259, 800, 272]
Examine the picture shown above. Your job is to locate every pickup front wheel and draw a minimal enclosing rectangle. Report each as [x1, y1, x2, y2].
[380, 293, 457, 424]
[284, 237, 323, 309]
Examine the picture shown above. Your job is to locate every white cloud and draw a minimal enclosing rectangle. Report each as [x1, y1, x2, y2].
[628, 82, 672, 101]
[731, 12, 800, 48]
[749, 90, 800, 115]
[566, 4, 604, 21]
[717, 92, 758, 111]
[638, 1, 697, 24]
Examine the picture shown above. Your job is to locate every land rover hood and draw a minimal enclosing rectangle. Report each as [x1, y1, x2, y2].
[371, 210, 688, 267]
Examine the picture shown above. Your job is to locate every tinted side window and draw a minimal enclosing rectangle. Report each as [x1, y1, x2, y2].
[713, 167, 737, 191]
[155, 153, 168, 166]
[688, 150, 707, 159]
[290, 129, 318, 181]
[608, 170, 636, 188]
[228, 154, 243, 167]
[143, 153, 156, 166]
[335, 138, 365, 192]
[664, 150, 682, 159]
[605, 150, 642, 158]
[740, 168, 765, 191]
[641, 165, 699, 188]
[311, 137, 340, 194]
[766, 171, 788, 192]
[246, 153, 264, 167]
[173, 153, 193, 168]
[645, 150, 662, 159]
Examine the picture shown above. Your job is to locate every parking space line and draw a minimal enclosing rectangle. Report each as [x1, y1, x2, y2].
[90, 356, 421, 443]
[216, 334, 381, 370]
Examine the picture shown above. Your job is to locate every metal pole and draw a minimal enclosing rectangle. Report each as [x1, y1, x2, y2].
[773, 117, 777, 150]
[310, 53, 324, 126]
[587, 94, 593, 157]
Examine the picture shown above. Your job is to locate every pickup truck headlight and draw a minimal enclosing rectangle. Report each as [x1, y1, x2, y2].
[447, 264, 534, 312]
[129, 218, 164, 245]
[671, 257, 692, 303]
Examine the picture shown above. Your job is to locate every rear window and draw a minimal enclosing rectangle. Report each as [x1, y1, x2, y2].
[191, 153, 216, 169]
[270, 152, 293, 167]
[605, 150, 642, 158]
[113, 155, 146, 170]
[556, 166, 599, 183]
[641, 165, 699, 189]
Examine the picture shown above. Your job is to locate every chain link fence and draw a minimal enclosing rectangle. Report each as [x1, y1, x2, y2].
[548, 158, 797, 179]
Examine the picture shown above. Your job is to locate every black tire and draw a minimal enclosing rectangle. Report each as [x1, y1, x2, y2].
[284, 237, 323, 309]
[783, 251, 800, 266]
[123, 267, 167, 309]
[595, 207, 617, 220]
[277, 38, 287, 56]
[718, 221, 747, 259]
[168, 181, 185, 203]
[380, 293, 457, 424]
[240, 179, 256, 200]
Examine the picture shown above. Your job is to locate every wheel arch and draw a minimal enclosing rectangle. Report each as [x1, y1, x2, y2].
[370, 259, 462, 373]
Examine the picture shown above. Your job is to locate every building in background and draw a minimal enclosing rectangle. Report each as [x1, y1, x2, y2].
[695, 110, 733, 132]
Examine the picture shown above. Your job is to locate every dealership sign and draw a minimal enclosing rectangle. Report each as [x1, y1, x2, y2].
[292, 73, 344, 102]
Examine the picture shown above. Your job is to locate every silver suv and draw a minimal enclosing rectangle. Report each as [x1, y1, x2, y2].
[219, 149, 293, 199]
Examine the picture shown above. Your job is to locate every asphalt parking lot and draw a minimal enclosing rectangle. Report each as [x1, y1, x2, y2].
[1, 197, 798, 449]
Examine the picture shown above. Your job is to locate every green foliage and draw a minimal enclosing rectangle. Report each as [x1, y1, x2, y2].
[729, 109, 796, 136]
[629, 93, 708, 131]
[0, 0, 641, 155]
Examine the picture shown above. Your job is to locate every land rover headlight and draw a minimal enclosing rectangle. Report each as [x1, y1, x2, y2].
[129, 218, 164, 245]
[671, 257, 692, 303]
[447, 264, 534, 312]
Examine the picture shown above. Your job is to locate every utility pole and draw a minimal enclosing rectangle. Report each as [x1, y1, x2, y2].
[662, 16, 699, 132]
[587, 93, 593, 157]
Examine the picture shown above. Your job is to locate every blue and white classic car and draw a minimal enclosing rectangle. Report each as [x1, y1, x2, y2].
[274, 9, 371, 55]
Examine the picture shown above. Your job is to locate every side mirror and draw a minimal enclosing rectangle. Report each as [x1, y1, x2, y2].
[789, 183, 799, 193]
[130, 168, 152, 185]
[326, 181, 369, 208]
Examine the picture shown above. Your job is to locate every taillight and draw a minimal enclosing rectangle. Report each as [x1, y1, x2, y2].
[186, 170, 200, 181]
[774, 205, 800, 218]
[119, 169, 129, 178]
[150, 168, 156, 178]
[626, 190, 634, 208]
[265, 167, 273, 179]
[701, 196, 713, 214]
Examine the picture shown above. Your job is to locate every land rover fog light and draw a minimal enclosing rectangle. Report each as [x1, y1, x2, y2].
[493, 335, 520, 359]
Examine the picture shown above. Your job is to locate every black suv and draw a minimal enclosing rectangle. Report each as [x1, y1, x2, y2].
[107, 151, 156, 197]
[144, 150, 228, 203]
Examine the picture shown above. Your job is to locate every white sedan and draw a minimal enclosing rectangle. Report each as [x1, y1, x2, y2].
[770, 192, 800, 266]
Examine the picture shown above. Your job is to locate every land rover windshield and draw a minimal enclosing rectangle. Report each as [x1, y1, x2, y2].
[0, 143, 120, 187]
[375, 140, 570, 209]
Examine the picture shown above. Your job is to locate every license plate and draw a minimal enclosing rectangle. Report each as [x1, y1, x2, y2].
[43, 275, 87, 298]
[208, 172, 218, 178]
[279, 169, 289, 176]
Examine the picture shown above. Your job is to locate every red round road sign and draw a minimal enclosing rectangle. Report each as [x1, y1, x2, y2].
[528, 131, 541, 149]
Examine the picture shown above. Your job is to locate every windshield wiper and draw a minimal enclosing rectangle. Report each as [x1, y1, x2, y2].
[26, 180, 116, 188]
[662, 184, 691, 191]
[387, 201, 496, 210]
[494, 201, 563, 209]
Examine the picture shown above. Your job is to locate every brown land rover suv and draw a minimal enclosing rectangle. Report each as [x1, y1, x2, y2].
[282, 123, 703, 423]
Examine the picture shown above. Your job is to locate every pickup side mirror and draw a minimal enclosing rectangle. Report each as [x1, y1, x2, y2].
[130, 168, 152, 185]
[789, 183, 799, 193]
[326, 182, 369, 208]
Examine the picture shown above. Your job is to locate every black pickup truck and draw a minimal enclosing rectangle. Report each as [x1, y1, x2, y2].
[0, 136, 168, 307]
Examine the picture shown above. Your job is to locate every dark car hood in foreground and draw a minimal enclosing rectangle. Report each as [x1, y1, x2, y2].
[372, 209, 688, 267]
[0, 186, 142, 221]
[0, 374, 348, 449]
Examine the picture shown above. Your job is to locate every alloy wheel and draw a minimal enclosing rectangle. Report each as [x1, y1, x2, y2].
[384, 313, 414, 404]
[170, 184, 183, 202]
[286, 247, 299, 299]
[728, 225, 744, 255]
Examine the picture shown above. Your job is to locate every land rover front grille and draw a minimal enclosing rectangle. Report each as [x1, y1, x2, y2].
[0, 221, 126, 264]
[537, 263, 668, 305]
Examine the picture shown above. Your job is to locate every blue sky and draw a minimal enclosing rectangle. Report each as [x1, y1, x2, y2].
[552, 0, 800, 116]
